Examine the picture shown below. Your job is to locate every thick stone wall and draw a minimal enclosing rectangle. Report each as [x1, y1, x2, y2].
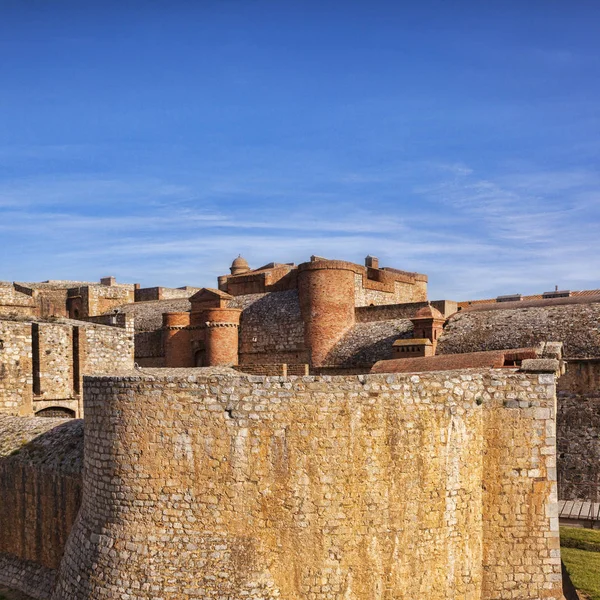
[234, 292, 308, 365]
[87, 285, 134, 317]
[438, 302, 600, 358]
[325, 319, 413, 367]
[0, 317, 134, 417]
[233, 363, 310, 376]
[36, 323, 74, 400]
[353, 274, 428, 307]
[135, 287, 202, 302]
[481, 370, 561, 598]
[557, 359, 600, 500]
[80, 320, 134, 375]
[0, 283, 36, 317]
[0, 415, 83, 600]
[355, 299, 457, 322]
[0, 321, 33, 415]
[52, 368, 561, 600]
[32, 288, 70, 318]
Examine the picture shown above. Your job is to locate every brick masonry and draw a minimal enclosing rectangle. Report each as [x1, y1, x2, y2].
[36, 367, 562, 600]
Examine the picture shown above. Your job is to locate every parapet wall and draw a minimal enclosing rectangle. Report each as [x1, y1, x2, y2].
[135, 287, 202, 302]
[355, 299, 457, 322]
[0, 283, 36, 317]
[51, 368, 561, 600]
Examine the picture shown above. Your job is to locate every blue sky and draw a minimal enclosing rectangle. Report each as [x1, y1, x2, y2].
[1, 0, 599, 300]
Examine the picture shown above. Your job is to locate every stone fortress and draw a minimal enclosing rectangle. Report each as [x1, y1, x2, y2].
[0, 254, 599, 599]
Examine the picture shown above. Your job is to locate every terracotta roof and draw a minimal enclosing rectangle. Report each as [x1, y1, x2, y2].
[371, 348, 538, 374]
[413, 304, 445, 320]
[458, 289, 600, 309]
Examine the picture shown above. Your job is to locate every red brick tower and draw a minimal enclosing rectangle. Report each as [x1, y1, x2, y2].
[163, 312, 192, 367]
[189, 289, 241, 367]
[297, 258, 357, 367]
[410, 304, 446, 353]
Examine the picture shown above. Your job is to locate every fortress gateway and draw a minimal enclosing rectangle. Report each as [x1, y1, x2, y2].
[2, 253, 599, 599]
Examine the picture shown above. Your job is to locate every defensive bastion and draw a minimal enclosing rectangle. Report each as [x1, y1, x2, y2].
[1, 364, 562, 599]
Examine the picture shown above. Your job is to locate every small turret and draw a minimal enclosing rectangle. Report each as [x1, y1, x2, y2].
[411, 303, 446, 352]
[230, 255, 250, 275]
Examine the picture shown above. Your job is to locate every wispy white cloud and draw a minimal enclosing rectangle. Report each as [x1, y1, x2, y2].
[1, 161, 599, 299]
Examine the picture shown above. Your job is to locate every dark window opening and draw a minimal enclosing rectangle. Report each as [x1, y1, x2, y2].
[32, 323, 41, 396]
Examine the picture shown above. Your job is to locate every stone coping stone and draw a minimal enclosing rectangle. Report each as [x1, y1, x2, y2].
[520, 358, 560, 373]
[85, 365, 538, 384]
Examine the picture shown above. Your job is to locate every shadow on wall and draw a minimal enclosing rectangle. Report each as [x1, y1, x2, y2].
[236, 290, 306, 357]
[324, 320, 414, 368]
[0, 418, 83, 585]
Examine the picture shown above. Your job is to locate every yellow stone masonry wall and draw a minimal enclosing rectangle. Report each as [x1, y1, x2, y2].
[51, 368, 561, 600]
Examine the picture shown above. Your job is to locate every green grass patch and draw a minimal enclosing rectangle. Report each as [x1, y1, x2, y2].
[561, 525, 600, 552]
[561, 527, 600, 600]
[562, 546, 600, 599]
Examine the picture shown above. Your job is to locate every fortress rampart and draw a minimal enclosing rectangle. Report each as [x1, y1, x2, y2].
[30, 367, 563, 600]
[218, 255, 428, 307]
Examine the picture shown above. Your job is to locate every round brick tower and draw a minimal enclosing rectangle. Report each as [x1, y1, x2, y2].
[297, 259, 357, 367]
[197, 307, 242, 367]
[162, 312, 192, 367]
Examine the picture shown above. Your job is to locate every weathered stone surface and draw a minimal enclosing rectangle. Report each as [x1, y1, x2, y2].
[557, 358, 600, 500]
[438, 302, 600, 358]
[232, 291, 308, 364]
[0, 554, 55, 600]
[520, 358, 561, 373]
[0, 282, 36, 317]
[0, 316, 134, 417]
[45, 368, 560, 600]
[0, 415, 82, 595]
[325, 319, 413, 367]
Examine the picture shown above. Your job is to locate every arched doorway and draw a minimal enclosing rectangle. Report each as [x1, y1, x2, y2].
[35, 406, 76, 419]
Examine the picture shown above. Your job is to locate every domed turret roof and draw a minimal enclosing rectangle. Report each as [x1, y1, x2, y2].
[232, 255, 248, 268]
[230, 255, 250, 275]
[414, 304, 444, 320]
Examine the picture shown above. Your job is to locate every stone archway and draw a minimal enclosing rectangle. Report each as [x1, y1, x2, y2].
[35, 406, 76, 419]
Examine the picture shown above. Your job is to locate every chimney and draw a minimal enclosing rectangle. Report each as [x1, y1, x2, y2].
[365, 255, 379, 269]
